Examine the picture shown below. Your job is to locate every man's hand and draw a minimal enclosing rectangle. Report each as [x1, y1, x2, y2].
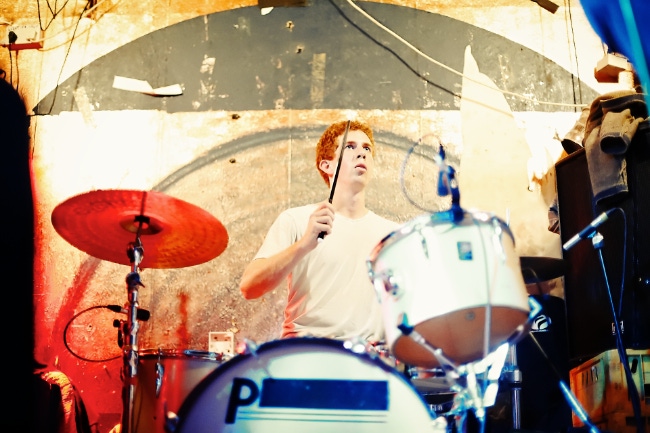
[304, 201, 335, 247]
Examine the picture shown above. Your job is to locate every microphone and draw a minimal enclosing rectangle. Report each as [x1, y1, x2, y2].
[562, 209, 616, 251]
[434, 145, 449, 197]
[434, 144, 463, 222]
[106, 305, 151, 321]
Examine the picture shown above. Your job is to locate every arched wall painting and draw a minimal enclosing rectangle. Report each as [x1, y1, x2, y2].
[33, 1, 597, 428]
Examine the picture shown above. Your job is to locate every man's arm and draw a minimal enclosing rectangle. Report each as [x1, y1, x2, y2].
[239, 241, 311, 299]
[239, 201, 335, 299]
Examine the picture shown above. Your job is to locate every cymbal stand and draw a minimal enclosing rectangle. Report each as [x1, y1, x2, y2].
[120, 238, 146, 433]
[499, 294, 543, 431]
[502, 344, 522, 429]
[502, 299, 541, 431]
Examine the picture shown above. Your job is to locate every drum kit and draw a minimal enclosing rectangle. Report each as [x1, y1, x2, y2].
[51, 178, 572, 433]
[51, 189, 229, 433]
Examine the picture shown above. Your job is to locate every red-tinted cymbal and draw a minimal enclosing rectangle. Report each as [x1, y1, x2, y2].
[51, 189, 228, 269]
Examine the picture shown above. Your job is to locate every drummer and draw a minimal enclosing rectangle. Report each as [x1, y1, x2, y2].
[239, 120, 399, 344]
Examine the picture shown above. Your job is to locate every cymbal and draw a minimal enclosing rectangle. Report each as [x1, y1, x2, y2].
[520, 256, 568, 284]
[51, 189, 228, 269]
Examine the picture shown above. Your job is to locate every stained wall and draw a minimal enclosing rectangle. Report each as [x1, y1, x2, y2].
[0, 0, 628, 431]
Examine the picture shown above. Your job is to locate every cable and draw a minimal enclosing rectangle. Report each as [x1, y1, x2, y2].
[63, 305, 121, 363]
[40, 0, 89, 115]
[328, 0, 456, 105]
[342, 0, 587, 109]
[36, 0, 75, 32]
[610, 207, 628, 320]
[398, 135, 450, 213]
[564, 0, 585, 107]
[37, 0, 125, 51]
[14, 50, 20, 94]
[7, 46, 13, 90]
[0, 0, 121, 52]
[596, 244, 644, 433]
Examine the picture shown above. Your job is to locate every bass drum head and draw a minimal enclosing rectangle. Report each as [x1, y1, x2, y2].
[174, 337, 441, 433]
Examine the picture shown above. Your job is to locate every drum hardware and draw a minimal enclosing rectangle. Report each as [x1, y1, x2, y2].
[367, 209, 531, 370]
[396, 322, 460, 373]
[136, 349, 228, 433]
[374, 142, 530, 367]
[106, 304, 151, 321]
[397, 321, 511, 428]
[498, 295, 543, 430]
[343, 336, 374, 355]
[238, 338, 260, 355]
[50, 189, 229, 269]
[433, 143, 463, 223]
[502, 344, 523, 429]
[51, 189, 229, 433]
[170, 337, 442, 433]
[407, 366, 453, 397]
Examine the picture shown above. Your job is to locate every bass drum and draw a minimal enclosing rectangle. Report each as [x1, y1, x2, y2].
[134, 349, 229, 433]
[173, 337, 442, 433]
[368, 210, 530, 369]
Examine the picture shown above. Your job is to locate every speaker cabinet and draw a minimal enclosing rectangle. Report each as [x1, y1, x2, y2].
[555, 121, 650, 366]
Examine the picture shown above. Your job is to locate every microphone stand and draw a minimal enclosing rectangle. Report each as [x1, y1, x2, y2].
[435, 144, 463, 223]
[590, 232, 645, 433]
[563, 207, 644, 433]
[120, 237, 146, 433]
[526, 331, 600, 433]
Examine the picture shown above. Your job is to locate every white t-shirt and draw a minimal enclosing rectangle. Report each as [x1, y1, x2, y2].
[255, 204, 399, 342]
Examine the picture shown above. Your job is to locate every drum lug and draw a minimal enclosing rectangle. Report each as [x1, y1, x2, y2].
[418, 230, 429, 260]
[381, 271, 402, 298]
[372, 271, 403, 299]
[343, 336, 371, 355]
[238, 338, 260, 356]
[155, 361, 164, 397]
[490, 217, 507, 262]
[164, 409, 179, 433]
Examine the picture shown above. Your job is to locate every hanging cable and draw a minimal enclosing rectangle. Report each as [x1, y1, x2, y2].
[340, 0, 588, 109]
[63, 305, 121, 363]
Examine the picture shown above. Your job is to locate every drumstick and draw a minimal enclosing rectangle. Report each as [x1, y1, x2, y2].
[318, 120, 351, 240]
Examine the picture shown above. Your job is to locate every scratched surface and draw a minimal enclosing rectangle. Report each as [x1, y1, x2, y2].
[24, 2, 583, 430]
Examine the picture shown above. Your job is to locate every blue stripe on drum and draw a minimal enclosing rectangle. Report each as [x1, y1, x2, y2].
[260, 379, 388, 410]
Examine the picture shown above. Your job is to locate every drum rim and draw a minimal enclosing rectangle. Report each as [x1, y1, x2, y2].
[174, 336, 426, 429]
[138, 348, 226, 361]
[368, 209, 515, 266]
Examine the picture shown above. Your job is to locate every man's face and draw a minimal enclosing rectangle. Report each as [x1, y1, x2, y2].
[332, 129, 374, 190]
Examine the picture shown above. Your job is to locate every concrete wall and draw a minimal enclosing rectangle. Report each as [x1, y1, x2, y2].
[1, 0, 628, 431]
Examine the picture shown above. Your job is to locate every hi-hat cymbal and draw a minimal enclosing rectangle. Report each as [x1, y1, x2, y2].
[520, 256, 568, 284]
[51, 189, 228, 269]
